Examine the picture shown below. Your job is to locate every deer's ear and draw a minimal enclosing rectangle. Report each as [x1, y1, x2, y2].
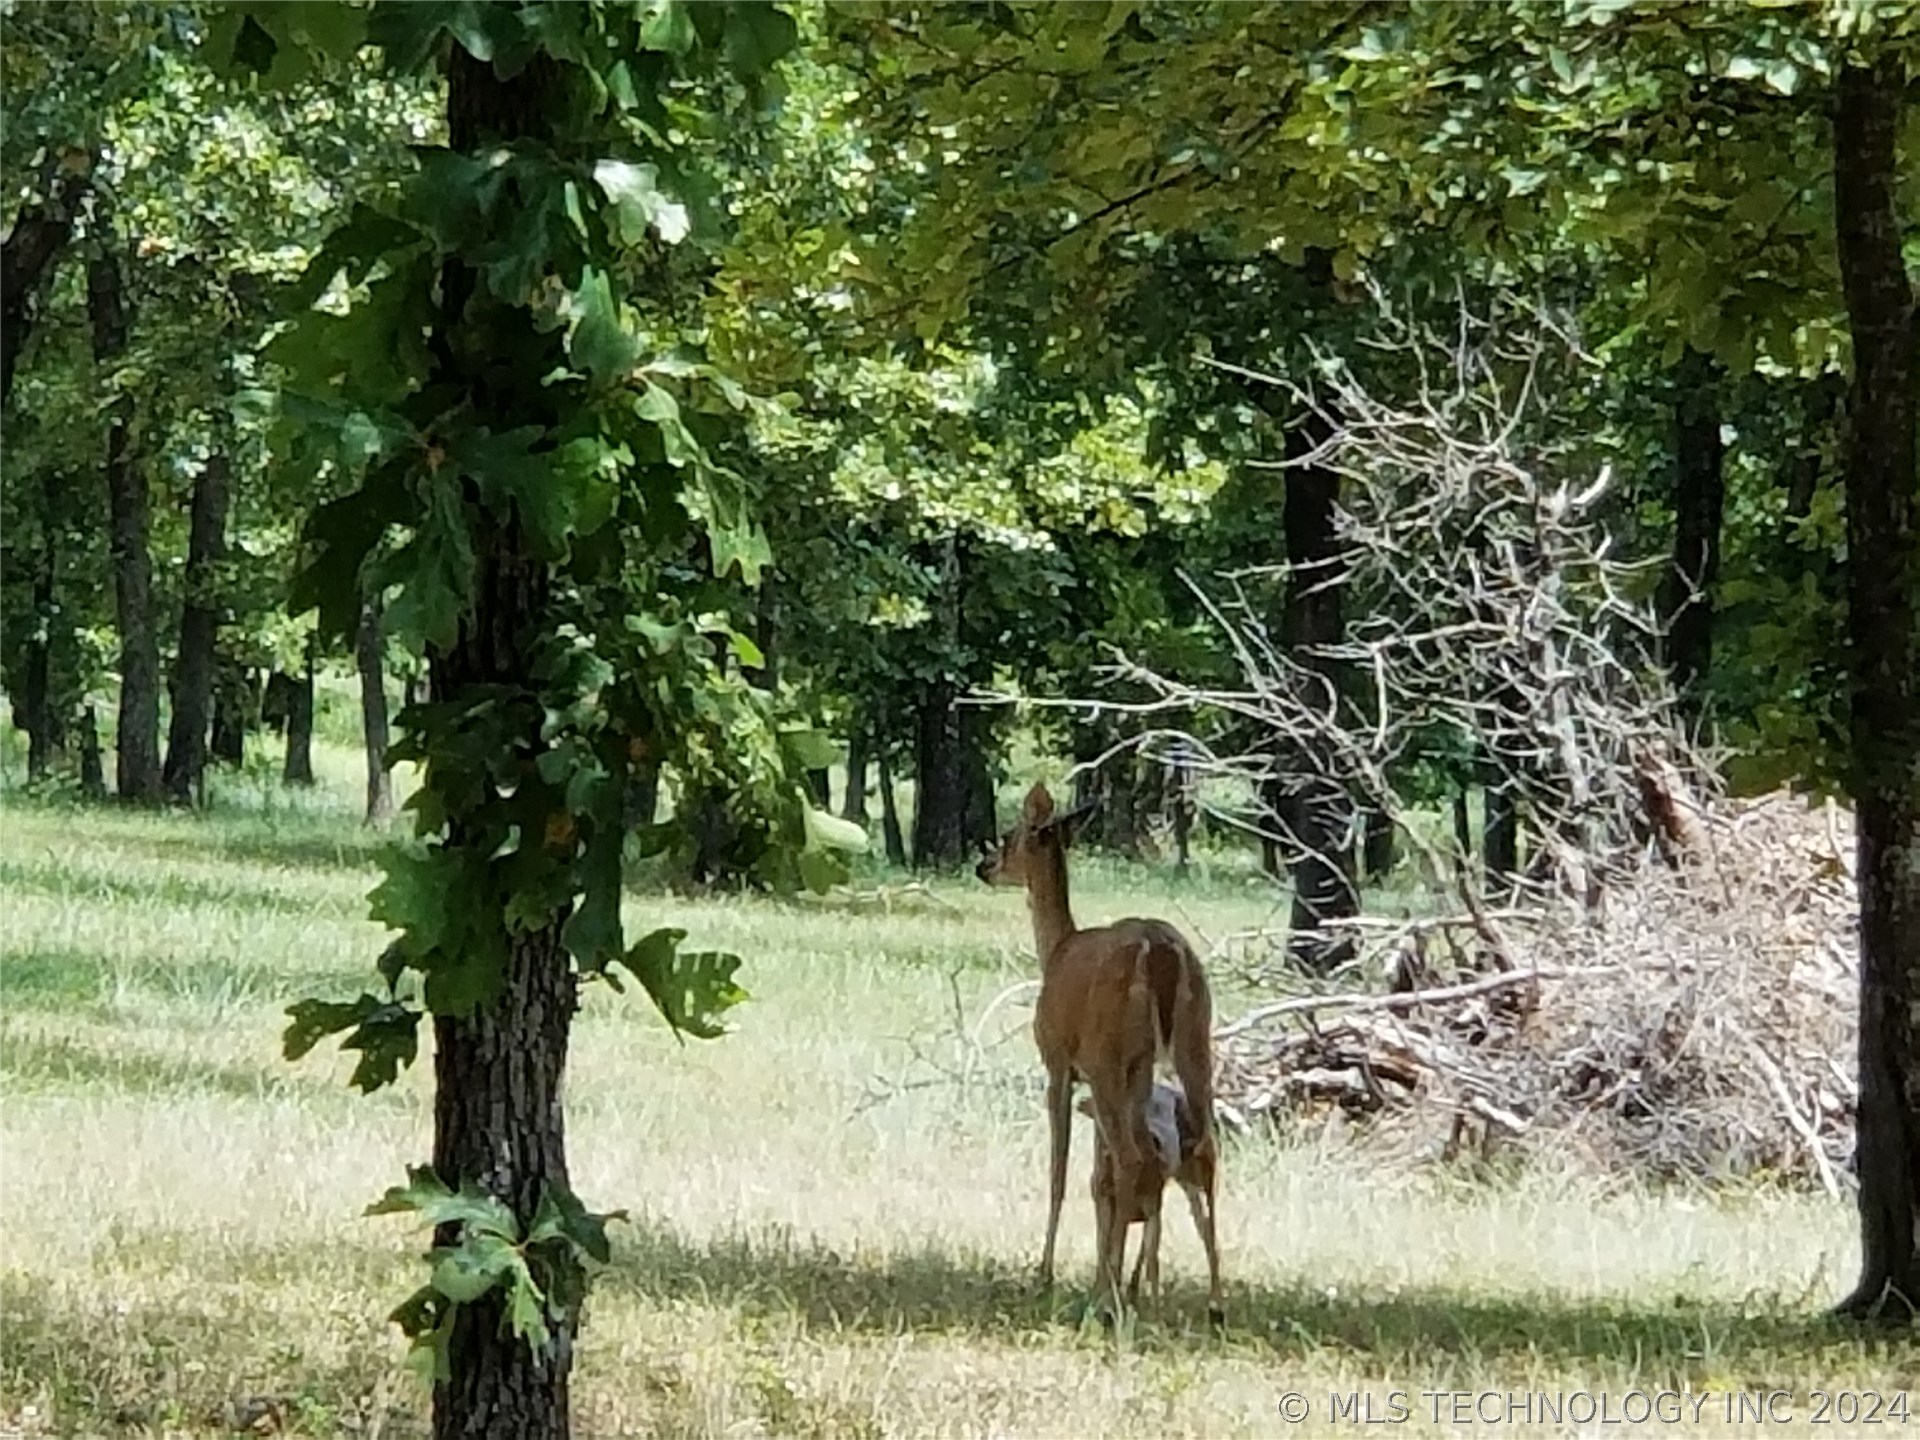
[1054, 798, 1098, 846]
[1022, 782, 1054, 825]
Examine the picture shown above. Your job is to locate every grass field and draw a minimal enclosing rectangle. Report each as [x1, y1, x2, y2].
[2, 723, 1914, 1438]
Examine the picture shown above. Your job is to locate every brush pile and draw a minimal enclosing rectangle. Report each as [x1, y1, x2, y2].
[1212, 786, 1860, 1191]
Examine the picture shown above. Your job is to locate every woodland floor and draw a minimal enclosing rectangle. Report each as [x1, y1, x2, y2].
[1, 725, 1912, 1439]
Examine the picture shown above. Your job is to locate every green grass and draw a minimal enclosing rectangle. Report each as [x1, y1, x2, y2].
[1, 735, 1912, 1439]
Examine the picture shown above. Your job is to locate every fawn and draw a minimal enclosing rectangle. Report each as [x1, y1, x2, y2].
[1079, 1078, 1217, 1314]
[977, 781, 1223, 1327]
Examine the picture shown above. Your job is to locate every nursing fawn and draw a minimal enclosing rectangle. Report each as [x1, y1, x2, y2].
[976, 781, 1223, 1326]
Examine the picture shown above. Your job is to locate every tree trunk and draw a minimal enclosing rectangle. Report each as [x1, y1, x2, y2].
[911, 678, 965, 868]
[1170, 759, 1194, 874]
[90, 244, 161, 805]
[20, 469, 63, 782]
[1483, 780, 1519, 894]
[1363, 803, 1396, 883]
[77, 703, 104, 800]
[807, 767, 831, 810]
[1276, 411, 1357, 972]
[957, 702, 997, 854]
[211, 657, 249, 765]
[163, 453, 232, 805]
[357, 598, 394, 825]
[877, 747, 907, 867]
[425, 45, 578, 1436]
[1, 148, 91, 404]
[623, 766, 658, 831]
[263, 668, 294, 736]
[283, 636, 316, 786]
[1660, 347, 1726, 716]
[1832, 57, 1920, 1324]
[840, 719, 870, 826]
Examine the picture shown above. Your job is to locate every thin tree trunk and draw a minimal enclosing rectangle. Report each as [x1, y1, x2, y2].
[1363, 803, 1396, 882]
[357, 598, 394, 825]
[807, 767, 831, 810]
[1483, 780, 1519, 894]
[1832, 56, 1920, 1324]
[77, 703, 104, 800]
[90, 243, 160, 804]
[840, 719, 870, 826]
[1277, 410, 1357, 972]
[1660, 347, 1726, 717]
[283, 636, 315, 786]
[21, 470, 62, 781]
[877, 747, 907, 867]
[426, 45, 576, 1436]
[164, 453, 231, 805]
[957, 702, 997, 854]
[210, 657, 249, 764]
[911, 677, 965, 868]
[1171, 760, 1194, 874]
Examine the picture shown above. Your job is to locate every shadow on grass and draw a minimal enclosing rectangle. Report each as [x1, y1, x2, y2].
[602, 1218, 1914, 1376]
[0, 855, 360, 922]
[0, 943, 377, 1015]
[0, 1025, 413, 1111]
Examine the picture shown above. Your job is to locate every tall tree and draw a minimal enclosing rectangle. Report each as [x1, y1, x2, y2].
[162, 450, 232, 803]
[217, 6, 845, 1434]
[88, 231, 162, 803]
[1830, 49, 1919, 1324]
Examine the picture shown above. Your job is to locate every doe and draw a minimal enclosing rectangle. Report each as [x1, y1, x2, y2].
[976, 781, 1223, 1327]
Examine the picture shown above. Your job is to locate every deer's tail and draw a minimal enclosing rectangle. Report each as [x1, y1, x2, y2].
[1138, 932, 1215, 1153]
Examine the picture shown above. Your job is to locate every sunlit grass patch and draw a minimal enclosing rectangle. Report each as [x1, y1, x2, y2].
[0, 748, 1901, 1438]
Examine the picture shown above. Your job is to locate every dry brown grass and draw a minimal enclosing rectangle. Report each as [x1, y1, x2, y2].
[1, 759, 1911, 1439]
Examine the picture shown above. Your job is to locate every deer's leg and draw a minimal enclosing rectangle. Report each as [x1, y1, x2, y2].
[1183, 1166, 1224, 1329]
[1130, 1209, 1157, 1308]
[1040, 1069, 1073, 1293]
[1088, 1093, 1141, 1322]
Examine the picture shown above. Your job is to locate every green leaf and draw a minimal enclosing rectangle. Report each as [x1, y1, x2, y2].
[283, 993, 421, 1092]
[569, 268, 641, 385]
[431, 1232, 521, 1303]
[639, 0, 697, 55]
[367, 1166, 522, 1240]
[720, 0, 798, 75]
[594, 160, 691, 247]
[616, 927, 749, 1039]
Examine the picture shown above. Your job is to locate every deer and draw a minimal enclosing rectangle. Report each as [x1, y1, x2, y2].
[975, 781, 1223, 1328]
[1078, 1077, 1217, 1313]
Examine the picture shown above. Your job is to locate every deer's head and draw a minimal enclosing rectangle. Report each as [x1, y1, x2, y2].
[975, 782, 1094, 886]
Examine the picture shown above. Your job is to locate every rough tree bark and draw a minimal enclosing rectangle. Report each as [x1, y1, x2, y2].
[911, 676, 964, 868]
[1, 147, 91, 404]
[357, 598, 394, 825]
[210, 656, 249, 765]
[89, 241, 161, 804]
[1832, 56, 1920, 1324]
[163, 452, 232, 804]
[1660, 347, 1726, 717]
[283, 636, 316, 786]
[1274, 408, 1358, 972]
[425, 45, 578, 1436]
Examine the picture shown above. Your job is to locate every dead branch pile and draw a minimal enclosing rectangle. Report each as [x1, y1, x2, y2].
[1213, 785, 1860, 1191]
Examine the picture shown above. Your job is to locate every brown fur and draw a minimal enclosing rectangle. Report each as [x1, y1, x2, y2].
[976, 782, 1224, 1326]
[1080, 1081, 1218, 1310]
